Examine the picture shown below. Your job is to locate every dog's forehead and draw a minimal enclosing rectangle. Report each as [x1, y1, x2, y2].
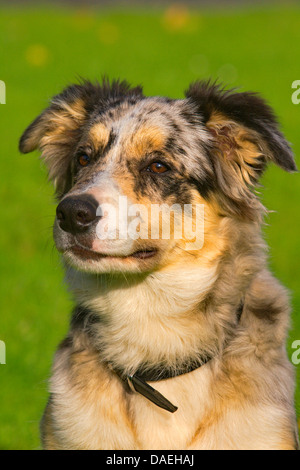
[85, 97, 198, 156]
[68, 96, 213, 195]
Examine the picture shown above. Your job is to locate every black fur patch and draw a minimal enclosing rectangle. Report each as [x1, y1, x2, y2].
[71, 305, 101, 331]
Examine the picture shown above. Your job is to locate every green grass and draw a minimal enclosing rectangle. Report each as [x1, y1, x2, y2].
[0, 3, 299, 449]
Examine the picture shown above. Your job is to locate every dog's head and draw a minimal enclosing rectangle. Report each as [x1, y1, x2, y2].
[19, 79, 296, 274]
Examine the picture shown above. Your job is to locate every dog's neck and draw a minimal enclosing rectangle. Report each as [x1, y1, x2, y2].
[65, 259, 246, 375]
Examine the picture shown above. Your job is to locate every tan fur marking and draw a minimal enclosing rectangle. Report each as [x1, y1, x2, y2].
[207, 112, 265, 186]
[88, 122, 110, 149]
[55, 97, 86, 122]
[126, 125, 166, 157]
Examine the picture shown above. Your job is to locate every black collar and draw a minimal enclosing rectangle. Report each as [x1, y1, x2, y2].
[112, 353, 213, 413]
[110, 300, 244, 413]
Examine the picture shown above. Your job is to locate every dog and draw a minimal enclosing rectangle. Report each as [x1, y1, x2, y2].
[20, 79, 299, 450]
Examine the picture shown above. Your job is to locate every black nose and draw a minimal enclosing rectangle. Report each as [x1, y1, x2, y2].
[56, 195, 99, 234]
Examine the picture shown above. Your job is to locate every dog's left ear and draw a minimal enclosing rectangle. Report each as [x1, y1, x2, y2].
[185, 81, 297, 219]
[186, 80, 297, 174]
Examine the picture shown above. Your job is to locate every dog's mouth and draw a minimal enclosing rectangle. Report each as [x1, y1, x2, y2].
[68, 244, 158, 261]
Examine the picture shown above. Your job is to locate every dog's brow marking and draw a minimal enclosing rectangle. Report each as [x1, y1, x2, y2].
[89, 123, 110, 148]
[126, 125, 166, 157]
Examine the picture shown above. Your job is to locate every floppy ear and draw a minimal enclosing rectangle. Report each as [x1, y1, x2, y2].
[19, 78, 144, 197]
[185, 81, 297, 220]
[19, 83, 93, 197]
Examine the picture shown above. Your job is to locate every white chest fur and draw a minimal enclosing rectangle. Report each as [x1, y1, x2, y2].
[66, 264, 218, 372]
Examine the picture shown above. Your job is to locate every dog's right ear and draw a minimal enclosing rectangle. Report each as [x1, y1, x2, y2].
[19, 89, 87, 154]
[19, 79, 144, 197]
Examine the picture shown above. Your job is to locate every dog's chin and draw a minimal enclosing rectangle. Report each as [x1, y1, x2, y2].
[60, 244, 161, 274]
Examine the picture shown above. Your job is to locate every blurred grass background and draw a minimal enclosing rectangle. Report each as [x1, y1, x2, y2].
[0, 1, 299, 450]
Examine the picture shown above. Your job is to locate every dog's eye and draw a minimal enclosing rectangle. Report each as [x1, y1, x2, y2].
[78, 155, 91, 167]
[147, 162, 169, 174]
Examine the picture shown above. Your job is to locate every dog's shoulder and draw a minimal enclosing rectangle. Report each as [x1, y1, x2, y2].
[245, 269, 291, 331]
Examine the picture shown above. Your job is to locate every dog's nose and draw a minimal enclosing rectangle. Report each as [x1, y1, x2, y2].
[56, 195, 99, 234]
